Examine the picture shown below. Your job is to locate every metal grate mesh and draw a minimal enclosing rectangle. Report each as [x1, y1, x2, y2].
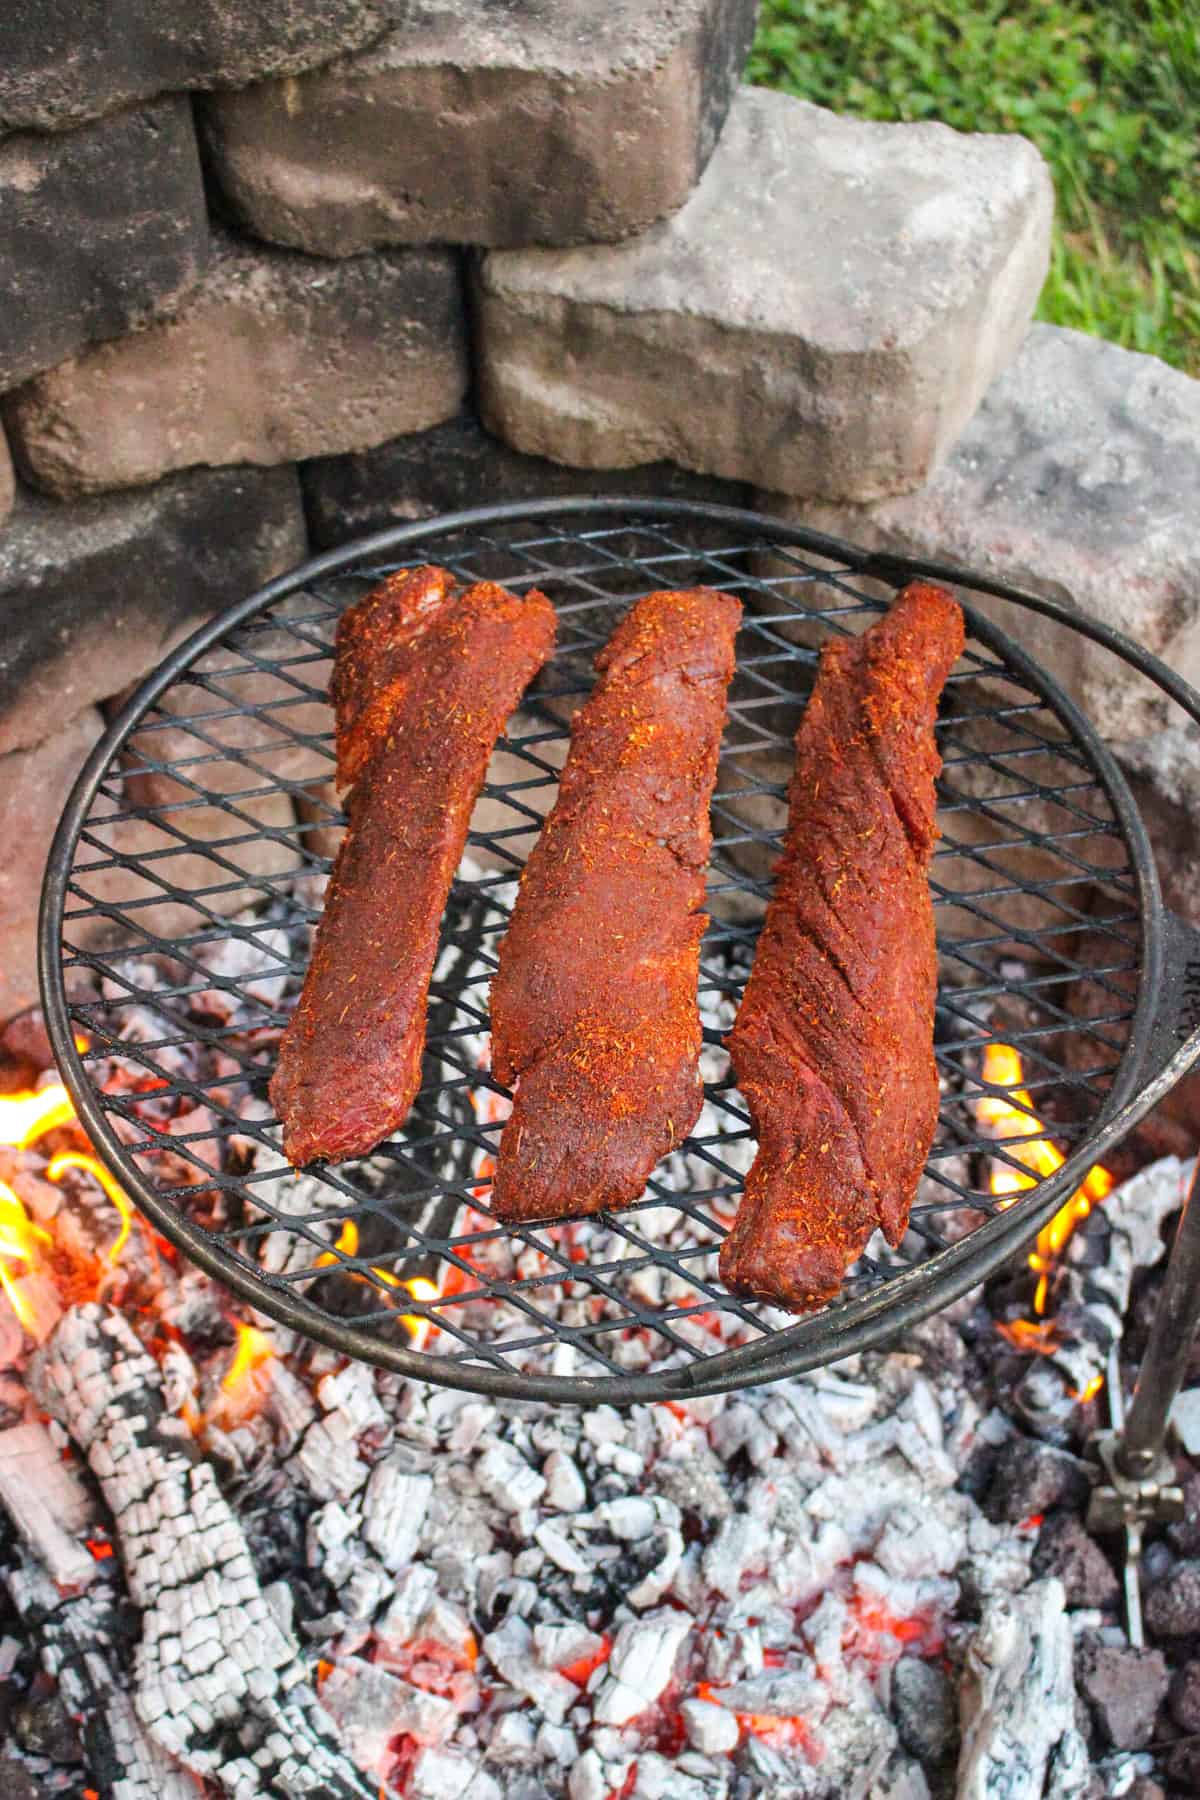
[46, 507, 1155, 1400]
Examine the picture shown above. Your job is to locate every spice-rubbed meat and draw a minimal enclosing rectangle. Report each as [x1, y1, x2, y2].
[720, 582, 965, 1312]
[271, 566, 556, 1167]
[489, 587, 742, 1223]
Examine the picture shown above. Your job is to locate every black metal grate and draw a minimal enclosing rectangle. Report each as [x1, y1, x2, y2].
[41, 503, 1167, 1401]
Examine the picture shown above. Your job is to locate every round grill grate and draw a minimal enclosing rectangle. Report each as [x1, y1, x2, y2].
[39, 501, 1178, 1401]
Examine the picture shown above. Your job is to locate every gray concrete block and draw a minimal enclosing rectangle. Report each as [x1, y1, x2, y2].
[7, 236, 468, 497]
[201, 0, 758, 253]
[0, 466, 308, 757]
[758, 325, 1200, 737]
[477, 87, 1053, 502]
[0, 97, 209, 389]
[0, 0, 388, 134]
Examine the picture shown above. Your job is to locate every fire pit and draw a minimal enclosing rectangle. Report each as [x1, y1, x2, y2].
[34, 500, 1200, 1404]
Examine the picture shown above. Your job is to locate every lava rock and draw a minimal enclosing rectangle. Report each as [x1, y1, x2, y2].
[9, 234, 468, 497]
[1075, 1642, 1169, 1751]
[892, 1657, 958, 1764]
[478, 87, 1052, 502]
[0, 97, 208, 389]
[1163, 1737, 1200, 1792]
[12, 1691, 83, 1764]
[1169, 1659, 1200, 1733]
[0, 464, 307, 757]
[0, 1759, 43, 1800]
[1167, 1472, 1200, 1556]
[1032, 1514, 1120, 1610]
[202, 0, 757, 253]
[1145, 1559, 1200, 1639]
[983, 1437, 1092, 1524]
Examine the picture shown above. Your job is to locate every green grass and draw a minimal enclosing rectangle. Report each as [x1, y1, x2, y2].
[749, 0, 1200, 374]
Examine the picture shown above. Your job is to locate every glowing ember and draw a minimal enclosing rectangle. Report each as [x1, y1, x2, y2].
[222, 1322, 276, 1394]
[0, 1083, 76, 1149]
[695, 1685, 821, 1760]
[45, 1151, 134, 1266]
[1068, 1373, 1105, 1404]
[0, 1179, 52, 1331]
[995, 1317, 1061, 1354]
[979, 1043, 1113, 1318]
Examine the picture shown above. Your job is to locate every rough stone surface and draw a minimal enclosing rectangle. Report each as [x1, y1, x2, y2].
[0, 424, 12, 526]
[984, 1438, 1092, 1524]
[477, 87, 1052, 502]
[1145, 1560, 1200, 1639]
[0, 466, 308, 758]
[300, 410, 751, 547]
[1169, 1659, 1200, 1733]
[0, 708, 105, 1020]
[0, 97, 208, 390]
[8, 236, 468, 498]
[759, 325, 1200, 737]
[1031, 1514, 1120, 1611]
[1075, 1642, 1169, 1750]
[892, 1657, 958, 1764]
[0, 0, 388, 133]
[202, 0, 757, 254]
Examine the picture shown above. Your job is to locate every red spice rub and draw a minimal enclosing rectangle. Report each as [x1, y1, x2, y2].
[271, 566, 556, 1166]
[489, 587, 742, 1223]
[720, 582, 965, 1312]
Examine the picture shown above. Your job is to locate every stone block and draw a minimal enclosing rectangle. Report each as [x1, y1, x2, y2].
[0, 709, 104, 1020]
[7, 237, 468, 498]
[758, 325, 1200, 738]
[300, 410, 751, 547]
[0, 0, 387, 134]
[0, 426, 12, 527]
[201, 0, 758, 254]
[477, 88, 1052, 501]
[0, 466, 308, 757]
[0, 98, 208, 390]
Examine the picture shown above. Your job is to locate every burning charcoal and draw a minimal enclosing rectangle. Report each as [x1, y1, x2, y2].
[957, 1578, 1089, 1799]
[30, 1303, 375, 1799]
[680, 1696, 739, 1756]
[362, 1456, 432, 1570]
[533, 1520, 590, 1576]
[482, 1616, 577, 1724]
[476, 1440, 548, 1513]
[12, 1690, 82, 1763]
[409, 1748, 501, 1800]
[322, 1658, 458, 1764]
[591, 1609, 691, 1726]
[542, 1448, 587, 1513]
[0, 1758, 41, 1800]
[0, 1421, 99, 1590]
[985, 1437, 1092, 1524]
[891, 1657, 958, 1764]
[1144, 1561, 1200, 1639]
[1075, 1643, 1169, 1751]
[488, 1710, 538, 1762]
[567, 1749, 610, 1800]
[1032, 1516, 1120, 1612]
[291, 1408, 371, 1502]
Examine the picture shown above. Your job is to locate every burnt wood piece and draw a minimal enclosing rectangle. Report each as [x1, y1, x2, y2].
[489, 586, 742, 1222]
[271, 565, 556, 1166]
[720, 582, 964, 1312]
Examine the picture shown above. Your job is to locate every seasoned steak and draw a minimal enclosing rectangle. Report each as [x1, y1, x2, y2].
[719, 582, 964, 1311]
[271, 565, 556, 1166]
[488, 587, 742, 1223]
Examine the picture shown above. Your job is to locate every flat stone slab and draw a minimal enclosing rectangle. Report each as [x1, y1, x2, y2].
[0, 466, 307, 757]
[0, 0, 387, 134]
[0, 97, 208, 390]
[758, 324, 1200, 738]
[477, 87, 1053, 502]
[8, 235, 468, 497]
[201, 0, 757, 253]
[0, 709, 105, 1019]
[0, 426, 12, 526]
[300, 409, 749, 545]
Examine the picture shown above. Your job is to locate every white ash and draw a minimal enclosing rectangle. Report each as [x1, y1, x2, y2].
[957, 1577, 1091, 1799]
[30, 1302, 375, 1799]
[0, 1419, 98, 1590]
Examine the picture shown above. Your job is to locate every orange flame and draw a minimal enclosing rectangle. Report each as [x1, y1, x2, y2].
[316, 1220, 441, 1349]
[0, 1178, 54, 1331]
[980, 1043, 1114, 1321]
[0, 1084, 76, 1149]
[222, 1322, 276, 1393]
[45, 1152, 134, 1266]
